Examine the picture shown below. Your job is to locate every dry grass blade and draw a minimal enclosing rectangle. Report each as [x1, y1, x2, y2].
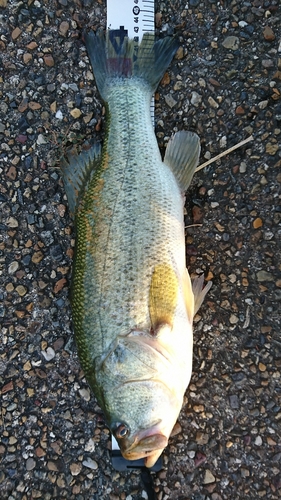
[196, 135, 254, 173]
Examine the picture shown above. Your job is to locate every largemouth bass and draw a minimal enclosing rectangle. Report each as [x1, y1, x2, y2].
[61, 31, 211, 468]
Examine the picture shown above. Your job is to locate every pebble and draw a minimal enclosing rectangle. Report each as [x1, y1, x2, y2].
[222, 36, 239, 50]
[191, 91, 202, 106]
[44, 54, 55, 67]
[82, 458, 98, 470]
[12, 27, 22, 40]
[253, 217, 263, 229]
[164, 95, 177, 108]
[203, 470, 216, 484]
[70, 462, 82, 476]
[78, 388, 91, 401]
[26, 458, 36, 471]
[256, 270, 274, 282]
[8, 261, 19, 274]
[16, 285, 27, 297]
[59, 21, 69, 37]
[41, 347, 55, 361]
[70, 108, 82, 118]
[263, 26, 275, 42]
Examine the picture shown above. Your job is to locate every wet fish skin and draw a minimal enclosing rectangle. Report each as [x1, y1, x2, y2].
[61, 31, 211, 467]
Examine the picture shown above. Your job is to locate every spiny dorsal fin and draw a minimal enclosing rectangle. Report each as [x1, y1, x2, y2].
[60, 143, 102, 217]
[164, 131, 200, 191]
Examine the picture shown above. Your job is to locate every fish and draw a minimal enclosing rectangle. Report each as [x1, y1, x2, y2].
[61, 30, 212, 468]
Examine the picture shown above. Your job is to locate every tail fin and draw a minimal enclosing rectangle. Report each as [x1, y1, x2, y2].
[84, 30, 179, 100]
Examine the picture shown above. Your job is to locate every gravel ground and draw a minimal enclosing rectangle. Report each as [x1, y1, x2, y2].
[1, 1, 281, 499]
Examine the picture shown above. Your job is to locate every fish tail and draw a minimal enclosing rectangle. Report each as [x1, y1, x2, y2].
[84, 30, 179, 100]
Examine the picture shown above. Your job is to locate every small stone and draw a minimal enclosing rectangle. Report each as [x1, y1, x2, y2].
[18, 98, 29, 112]
[236, 106, 245, 115]
[54, 278, 67, 293]
[222, 36, 239, 50]
[0, 0, 8, 7]
[16, 285, 27, 296]
[161, 72, 170, 86]
[55, 110, 63, 120]
[41, 347, 55, 361]
[191, 91, 202, 106]
[23, 53, 32, 64]
[208, 96, 219, 109]
[79, 388, 91, 401]
[70, 108, 82, 118]
[1, 381, 14, 394]
[50, 101, 57, 113]
[239, 162, 247, 173]
[23, 361, 32, 371]
[230, 314, 239, 324]
[37, 134, 47, 145]
[258, 362, 266, 372]
[7, 217, 18, 228]
[32, 251, 44, 264]
[266, 142, 279, 155]
[26, 41, 38, 50]
[59, 21, 69, 37]
[12, 27, 22, 40]
[8, 261, 19, 274]
[258, 100, 269, 110]
[196, 431, 209, 445]
[70, 462, 82, 476]
[29, 101, 41, 110]
[26, 458, 36, 471]
[44, 54, 55, 67]
[175, 46, 184, 59]
[164, 95, 177, 108]
[35, 447, 46, 458]
[255, 436, 262, 446]
[47, 461, 59, 472]
[229, 394, 240, 409]
[203, 469, 216, 484]
[263, 26, 275, 42]
[253, 217, 263, 229]
[193, 404, 204, 413]
[82, 458, 98, 470]
[256, 270, 274, 282]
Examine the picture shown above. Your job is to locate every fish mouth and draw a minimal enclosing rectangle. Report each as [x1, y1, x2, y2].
[120, 432, 168, 467]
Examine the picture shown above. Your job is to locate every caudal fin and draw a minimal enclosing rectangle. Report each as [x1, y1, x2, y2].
[84, 30, 179, 100]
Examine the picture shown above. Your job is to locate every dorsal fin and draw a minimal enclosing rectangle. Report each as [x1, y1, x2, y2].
[164, 131, 200, 191]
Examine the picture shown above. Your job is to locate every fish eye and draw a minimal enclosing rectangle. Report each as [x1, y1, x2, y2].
[114, 423, 129, 439]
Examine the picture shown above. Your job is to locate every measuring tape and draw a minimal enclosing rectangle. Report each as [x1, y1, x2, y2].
[107, 0, 155, 40]
[107, 0, 155, 123]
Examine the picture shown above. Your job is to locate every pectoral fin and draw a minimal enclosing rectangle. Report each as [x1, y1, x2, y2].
[149, 264, 178, 333]
[164, 131, 200, 191]
[60, 143, 102, 217]
[192, 274, 212, 315]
